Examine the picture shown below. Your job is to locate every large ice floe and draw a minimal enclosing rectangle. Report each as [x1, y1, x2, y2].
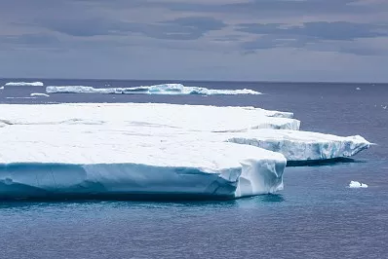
[46, 83, 261, 95]
[0, 103, 371, 200]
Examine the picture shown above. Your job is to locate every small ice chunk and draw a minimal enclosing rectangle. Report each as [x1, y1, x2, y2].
[349, 181, 368, 188]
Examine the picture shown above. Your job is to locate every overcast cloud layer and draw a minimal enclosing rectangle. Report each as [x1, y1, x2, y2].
[1, 0, 387, 82]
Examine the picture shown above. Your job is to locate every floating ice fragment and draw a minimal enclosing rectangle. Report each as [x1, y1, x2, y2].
[349, 181, 368, 188]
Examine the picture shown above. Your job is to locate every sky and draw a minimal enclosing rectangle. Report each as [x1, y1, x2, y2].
[1, 0, 388, 82]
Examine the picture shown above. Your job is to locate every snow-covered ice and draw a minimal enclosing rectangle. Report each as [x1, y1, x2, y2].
[349, 181, 368, 188]
[4, 81, 44, 87]
[46, 84, 261, 95]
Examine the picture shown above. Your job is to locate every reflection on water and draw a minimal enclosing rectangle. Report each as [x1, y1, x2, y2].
[0, 194, 286, 212]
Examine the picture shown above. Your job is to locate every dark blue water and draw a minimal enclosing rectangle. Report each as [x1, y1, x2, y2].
[1, 79, 387, 259]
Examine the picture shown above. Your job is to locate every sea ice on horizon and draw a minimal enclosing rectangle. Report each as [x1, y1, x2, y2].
[4, 81, 44, 87]
[46, 83, 261, 95]
[30, 93, 50, 97]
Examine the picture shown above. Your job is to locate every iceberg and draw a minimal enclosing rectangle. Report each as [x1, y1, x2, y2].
[348, 181, 368, 188]
[4, 81, 44, 87]
[46, 83, 261, 95]
[0, 123, 286, 199]
[0, 103, 372, 200]
[226, 129, 371, 162]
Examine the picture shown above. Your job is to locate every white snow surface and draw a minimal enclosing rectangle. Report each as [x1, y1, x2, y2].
[46, 84, 261, 95]
[349, 181, 368, 188]
[0, 103, 299, 131]
[5, 81, 44, 87]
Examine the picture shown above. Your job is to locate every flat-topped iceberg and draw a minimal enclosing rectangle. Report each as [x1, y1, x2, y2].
[0, 123, 286, 199]
[46, 84, 261, 96]
[0, 103, 372, 200]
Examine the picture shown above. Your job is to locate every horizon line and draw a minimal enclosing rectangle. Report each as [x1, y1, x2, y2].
[0, 77, 387, 85]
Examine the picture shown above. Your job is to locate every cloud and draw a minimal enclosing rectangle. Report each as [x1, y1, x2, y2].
[238, 22, 388, 55]
[147, 0, 387, 17]
[0, 0, 388, 81]
[36, 16, 226, 40]
[238, 22, 388, 40]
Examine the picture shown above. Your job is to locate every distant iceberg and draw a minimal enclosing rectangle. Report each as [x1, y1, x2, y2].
[5, 81, 44, 87]
[46, 84, 261, 95]
[30, 93, 50, 97]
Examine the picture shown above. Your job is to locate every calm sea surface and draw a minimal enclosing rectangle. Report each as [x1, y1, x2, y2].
[1, 79, 387, 259]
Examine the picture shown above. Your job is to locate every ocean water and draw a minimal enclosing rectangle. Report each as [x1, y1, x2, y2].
[1, 79, 387, 259]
